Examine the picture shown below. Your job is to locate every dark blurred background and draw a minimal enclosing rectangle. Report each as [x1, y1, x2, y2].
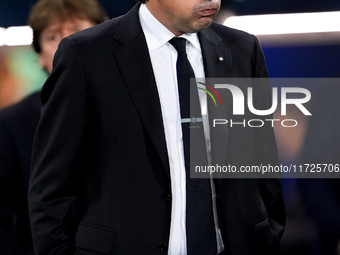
[1, 1, 340, 255]
[1, 0, 340, 27]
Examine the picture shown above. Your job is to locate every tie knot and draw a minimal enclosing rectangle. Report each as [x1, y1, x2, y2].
[169, 37, 187, 54]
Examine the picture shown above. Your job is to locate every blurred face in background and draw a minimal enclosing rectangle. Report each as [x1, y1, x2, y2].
[38, 18, 94, 74]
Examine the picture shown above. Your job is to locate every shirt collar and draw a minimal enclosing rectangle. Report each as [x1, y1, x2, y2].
[139, 4, 201, 51]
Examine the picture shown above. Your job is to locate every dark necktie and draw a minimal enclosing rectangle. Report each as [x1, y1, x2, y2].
[169, 37, 217, 255]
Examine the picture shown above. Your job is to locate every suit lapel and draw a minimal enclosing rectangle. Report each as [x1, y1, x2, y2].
[199, 27, 231, 167]
[112, 4, 170, 178]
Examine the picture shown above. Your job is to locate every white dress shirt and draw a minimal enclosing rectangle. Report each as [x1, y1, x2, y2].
[139, 4, 224, 254]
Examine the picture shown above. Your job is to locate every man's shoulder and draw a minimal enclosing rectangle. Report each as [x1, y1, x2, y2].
[67, 4, 140, 47]
[207, 22, 256, 45]
[67, 16, 124, 45]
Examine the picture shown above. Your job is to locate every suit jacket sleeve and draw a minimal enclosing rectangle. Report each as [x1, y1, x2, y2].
[252, 36, 286, 251]
[28, 37, 87, 255]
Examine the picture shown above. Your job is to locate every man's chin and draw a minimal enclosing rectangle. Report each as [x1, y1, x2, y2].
[193, 18, 213, 32]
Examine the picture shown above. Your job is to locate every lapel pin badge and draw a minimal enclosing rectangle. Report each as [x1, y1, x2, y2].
[219, 56, 224, 62]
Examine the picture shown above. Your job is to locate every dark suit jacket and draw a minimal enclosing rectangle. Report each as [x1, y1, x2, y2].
[0, 92, 40, 255]
[28, 4, 285, 255]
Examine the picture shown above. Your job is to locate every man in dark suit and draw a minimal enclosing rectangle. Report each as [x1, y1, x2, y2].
[0, 0, 107, 254]
[28, 0, 285, 254]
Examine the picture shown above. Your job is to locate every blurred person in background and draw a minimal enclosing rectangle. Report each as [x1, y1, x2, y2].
[0, 49, 22, 109]
[0, 0, 108, 254]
